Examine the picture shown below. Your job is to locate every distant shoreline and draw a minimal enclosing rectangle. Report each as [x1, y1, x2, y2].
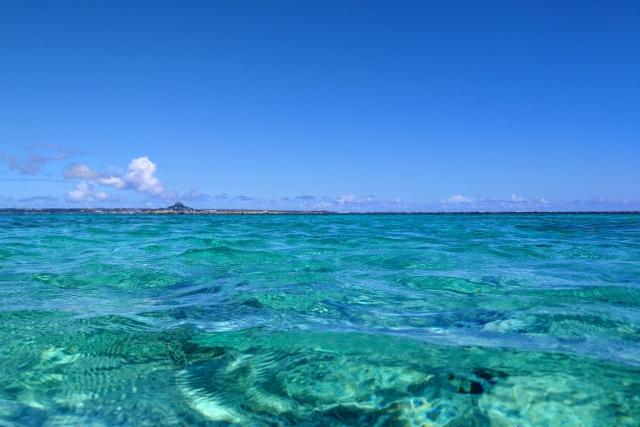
[0, 208, 638, 215]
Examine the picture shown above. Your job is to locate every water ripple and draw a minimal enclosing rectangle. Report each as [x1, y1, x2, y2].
[1, 213, 640, 425]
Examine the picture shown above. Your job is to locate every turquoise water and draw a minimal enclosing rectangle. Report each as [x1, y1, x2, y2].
[1, 214, 640, 426]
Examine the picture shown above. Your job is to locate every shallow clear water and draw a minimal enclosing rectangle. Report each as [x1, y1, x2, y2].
[1, 214, 640, 426]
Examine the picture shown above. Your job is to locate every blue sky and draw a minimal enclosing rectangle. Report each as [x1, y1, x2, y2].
[0, 0, 638, 211]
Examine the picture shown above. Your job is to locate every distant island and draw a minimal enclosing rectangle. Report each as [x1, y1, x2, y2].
[0, 202, 333, 215]
[0, 202, 638, 215]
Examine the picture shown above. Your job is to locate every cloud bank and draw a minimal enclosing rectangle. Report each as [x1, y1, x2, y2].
[437, 194, 558, 211]
[180, 186, 208, 202]
[6, 145, 86, 175]
[437, 194, 640, 211]
[65, 181, 125, 203]
[290, 195, 409, 212]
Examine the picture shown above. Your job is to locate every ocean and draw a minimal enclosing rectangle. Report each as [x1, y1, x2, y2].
[1, 213, 639, 426]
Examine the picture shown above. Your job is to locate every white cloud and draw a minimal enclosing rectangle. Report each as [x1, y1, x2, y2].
[96, 175, 128, 189]
[64, 163, 102, 180]
[0, 190, 3, 197]
[436, 194, 581, 211]
[66, 181, 109, 202]
[181, 186, 208, 201]
[123, 157, 163, 195]
[295, 194, 408, 212]
[64, 156, 164, 196]
[337, 195, 356, 204]
[182, 187, 199, 199]
[443, 195, 473, 204]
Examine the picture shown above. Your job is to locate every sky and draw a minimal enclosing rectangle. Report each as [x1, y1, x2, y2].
[0, 0, 638, 211]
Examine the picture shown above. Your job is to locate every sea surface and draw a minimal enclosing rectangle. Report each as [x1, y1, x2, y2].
[1, 214, 640, 426]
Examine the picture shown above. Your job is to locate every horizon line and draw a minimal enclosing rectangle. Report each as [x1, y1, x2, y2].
[1, 207, 639, 215]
